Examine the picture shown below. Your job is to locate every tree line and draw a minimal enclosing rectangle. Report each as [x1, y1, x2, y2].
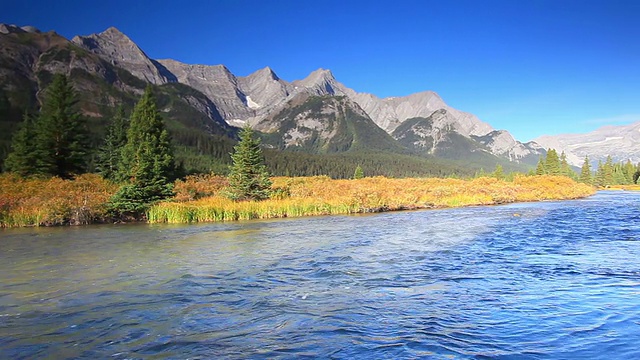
[533, 149, 640, 187]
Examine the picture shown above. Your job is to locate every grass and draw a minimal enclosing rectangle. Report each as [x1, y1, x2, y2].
[0, 173, 118, 227]
[148, 175, 596, 224]
[0, 173, 596, 227]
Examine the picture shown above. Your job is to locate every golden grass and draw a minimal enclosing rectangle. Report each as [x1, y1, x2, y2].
[607, 184, 640, 191]
[148, 175, 595, 224]
[0, 173, 596, 227]
[0, 173, 118, 227]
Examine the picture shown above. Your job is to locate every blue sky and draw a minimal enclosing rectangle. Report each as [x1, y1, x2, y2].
[3, 0, 639, 141]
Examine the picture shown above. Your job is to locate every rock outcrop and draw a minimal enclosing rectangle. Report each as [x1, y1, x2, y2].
[72, 27, 169, 85]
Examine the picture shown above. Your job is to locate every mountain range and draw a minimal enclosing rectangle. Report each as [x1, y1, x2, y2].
[535, 122, 640, 167]
[8, 24, 632, 176]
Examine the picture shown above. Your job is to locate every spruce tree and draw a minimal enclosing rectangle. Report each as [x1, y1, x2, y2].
[559, 151, 574, 178]
[109, 87, 175, 217]
[97, 106, 129, 181]
[535, 156, 546, 175]
[493, 164, 504, 180]
[594, 160, 606, 187]
[579, 156, 592, 184]
[4, 111, 38, 176]
[227, 126, 272, 201]
[34, 74, 88, 178]
[603, 156, 614, 186]
[545, 149, 561, 175]
[353, 165, 364, 179]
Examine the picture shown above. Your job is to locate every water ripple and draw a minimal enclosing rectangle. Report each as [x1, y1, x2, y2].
[2, 191, 640, 358]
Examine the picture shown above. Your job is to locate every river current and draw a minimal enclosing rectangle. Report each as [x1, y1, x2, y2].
[1, 191, 640, 359]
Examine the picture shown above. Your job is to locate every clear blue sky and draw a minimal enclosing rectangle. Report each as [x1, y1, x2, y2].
[3, 0, 639, 141]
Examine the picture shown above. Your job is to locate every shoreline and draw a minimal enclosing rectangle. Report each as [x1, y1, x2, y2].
[1, 174, 596, 228]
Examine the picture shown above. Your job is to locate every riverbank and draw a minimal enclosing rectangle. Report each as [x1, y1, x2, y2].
[0, 174, 595, 227]
[147, 175, 595, 224]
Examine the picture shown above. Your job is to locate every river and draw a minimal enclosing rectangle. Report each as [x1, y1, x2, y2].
[1, 191, 640, 359]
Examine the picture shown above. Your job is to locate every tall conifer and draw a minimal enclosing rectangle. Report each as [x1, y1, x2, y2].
[97, 106, 129, 181]
[579, 156, 592, 184]
[227, 126, 272, 201]
[109, 87, 175, 217]
[4, 111, 38, 176]
[545, 149, 561, 175]
[34, 74, 88, 178]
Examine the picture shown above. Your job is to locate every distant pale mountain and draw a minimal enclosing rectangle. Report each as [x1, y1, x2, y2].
[535, 121, 640, 167]
[0, 24, 547, 172]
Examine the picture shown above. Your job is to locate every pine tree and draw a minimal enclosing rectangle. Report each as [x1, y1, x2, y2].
[493, 164, 504, 180]
[4, 111, 38, 176]
[97, 106, 128, 181]
[34, 74, 88, 179]
[227, 126, 272, 201]
[623, 160, 635, 184]
[535, 156, 546, 175]
[545, 149, 561, 175]
[594, 160, 606, 187]
[603, 156, 614, 186]
[353, 165, 364, 179]
[559, 151, 574, 178]
[579, 156, 592, 184]
[109, 87, 175, 217]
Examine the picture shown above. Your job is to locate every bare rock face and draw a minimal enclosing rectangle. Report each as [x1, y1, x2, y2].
[346, 90, 493, 136]
[71, 27, 168, 85]
[156, 59, 251, 122]
[474, 130, 545, 163]
[291, 68, 346, 96]
[237, 66, 292, 117]
[535, 121, 640, 166]
[0, 23, 25, 34]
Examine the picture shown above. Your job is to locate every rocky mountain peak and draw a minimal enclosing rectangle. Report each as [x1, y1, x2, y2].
[0, 23, 26, 34]
[20, 25, 41, 33]
[292, 68, 345, 96]
[71, 27, 168, 85]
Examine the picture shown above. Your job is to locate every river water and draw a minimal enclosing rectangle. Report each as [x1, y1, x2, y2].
[1, 191, 640, 359]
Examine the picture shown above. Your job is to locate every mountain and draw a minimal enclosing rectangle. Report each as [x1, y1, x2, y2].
[67, 27, 543, 165]
[71, 27, 173, 85]
[0, 23, 236, 172]
[255, 94, 404, 154]
[535, 121, 640, 167]
[0, 24, 549, 175]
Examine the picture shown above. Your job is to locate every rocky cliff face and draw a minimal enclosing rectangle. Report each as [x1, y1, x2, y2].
[255, 94, 402, 153]
[535, 121, 640, 166]
[71, 27, 170, 85]
[474, 130, 545, 164]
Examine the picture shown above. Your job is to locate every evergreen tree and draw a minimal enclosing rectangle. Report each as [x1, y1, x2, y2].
[603, 156, 614, 186]
[545, 149, 561, 175]
[4, 111, 38, 176]
[97, 106, 129, 181]
[612, 164, 627, 185]
[535, 156, 546, 175]
[34, 74, 88, 178]
[623, 160, 635, 184]
[559, 151, 574, 178]
[353, 165, 364, 179]
[109, 87, 175, 217]
[579, 156, 592, 184]
[594, 160, 606, 187]
[227, 126, 272, 201]
[493, 164, 504, 180]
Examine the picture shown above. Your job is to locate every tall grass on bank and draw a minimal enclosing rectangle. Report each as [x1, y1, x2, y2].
[148, 175, 595, 224]
[0, 174, 118, 227]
